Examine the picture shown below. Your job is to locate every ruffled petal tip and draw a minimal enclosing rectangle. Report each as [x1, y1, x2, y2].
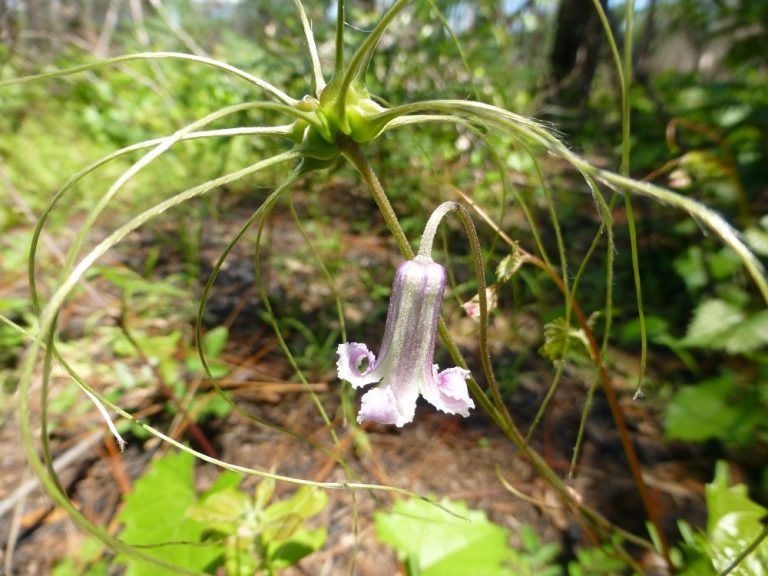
[358, 386, 413, 427]
[430, 366, 474, 417]
[337, 342, 380, 388]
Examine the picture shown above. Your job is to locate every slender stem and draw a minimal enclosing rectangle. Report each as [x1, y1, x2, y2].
[618, 0, 650, 402]
[0, 52, 298, 105]
[335, 0, 345, 76]
[418, 202, 456, 257]
[455, 186, 665, 558]
[417, 201, 512, 420]
[334, 0, 410, 129]
[293, 0, 326, 94]
[338, 136, 414, 258]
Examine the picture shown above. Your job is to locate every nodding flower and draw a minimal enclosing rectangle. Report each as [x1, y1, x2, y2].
[337, 250, 474, 427]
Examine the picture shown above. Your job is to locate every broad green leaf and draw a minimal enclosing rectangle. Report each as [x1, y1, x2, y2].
[674, 246, 708, 292]
[263, 514, 304, 542]
[262, 486, 328, 525]
[684, 299, 743, 344]
[95, 265, 187, 298]
[619, 315, 669, 345]
[254, 476, 276, 511]
[185, 355, 230, 378]
[111, 330, 182, 361]
[202, 470, 243, 497]
[269, 527, 327, 570]
[188, 486, 251, 533]
[706, 462, 768, 576]
[202, 326, 229, 358]
[744, 226, 768, 256]
[52, 537, 109, 576]
[375, 498, 514, 576]
[117, 451, 224, 575]
[682, 299, 768, 353]
[567, 544, 628, 576]
[665, 377, 740, 442]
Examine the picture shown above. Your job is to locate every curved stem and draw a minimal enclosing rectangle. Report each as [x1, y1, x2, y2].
[454, 187, 668, 565]
[293, 0, 325, 94]
[417, 201, 511, 420]
[0, 51, 297, 105]
[333, 0, 410, 129]
[338, 137, 650, 552]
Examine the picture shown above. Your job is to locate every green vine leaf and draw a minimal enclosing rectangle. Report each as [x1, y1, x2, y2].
[682, 299, 768, 354]
[496, 250, 524, 283]
[117, 451, 224, 575]
[706, 462, 768, 575]
[539, 318, 592, 363]
[375, 498, 516, 576]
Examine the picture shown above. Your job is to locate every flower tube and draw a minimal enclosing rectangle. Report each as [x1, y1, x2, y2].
[337, 252, 474, 426]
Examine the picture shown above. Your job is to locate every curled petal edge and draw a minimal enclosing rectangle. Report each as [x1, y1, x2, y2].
[425, 366, 474, 417]
[336, 342, 380, 388]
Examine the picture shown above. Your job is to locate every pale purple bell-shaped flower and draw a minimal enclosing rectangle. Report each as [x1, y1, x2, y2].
[337, 255, 474, 426]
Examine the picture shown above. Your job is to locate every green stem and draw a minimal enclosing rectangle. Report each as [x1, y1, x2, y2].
[417, 200, 511, 421]
[334, 0, 410, 129]
[338, 137, 649, 552]
[618, 0, 650, 402]
[338, 136, 414, 258]
[335, 0, 345, 75]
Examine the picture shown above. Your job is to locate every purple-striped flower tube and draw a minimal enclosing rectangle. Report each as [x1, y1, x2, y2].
[337, 255, 474, 426]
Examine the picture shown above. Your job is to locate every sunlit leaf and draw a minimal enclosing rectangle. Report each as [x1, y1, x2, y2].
[375, 498, 515, 576]
[496, 251, 524, 283]
[202, 326, 229, 358]
[117, 451, 224, 575]
[707, 462, 768, 576]
[665, 377, 741, 443]
[682, 299, 768, 353]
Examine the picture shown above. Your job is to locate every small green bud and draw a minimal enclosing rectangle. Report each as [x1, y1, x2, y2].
[346, 94, 387, 143]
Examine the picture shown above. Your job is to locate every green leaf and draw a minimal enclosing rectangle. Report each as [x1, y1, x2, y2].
[706, 462, 768, 575]
[117, 451, 224, 575]
[95, 265, 187, 298]
[188, 486, 251, 534]
[268, 527, 327, 570]
[674, 246, 708, 292]
[111, 330, 182, 362]
[496, 251, 524, 283]
[567, 545, 628, 576]
[202, 470, 243, 497]
[682, 299, 768, 353]
[254, 476, 276, 511]
[202, 326, 228, 358]
[665, 374, 761, 442]
[263, 486, 328, 522]
[52, 537, 109, 576]
[619, 315, 669, 345]
[375, 498, 514, 576]
[186, 355, 230, 378]
[745, 225, 768, 256]
[539, 318, 592, 363]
